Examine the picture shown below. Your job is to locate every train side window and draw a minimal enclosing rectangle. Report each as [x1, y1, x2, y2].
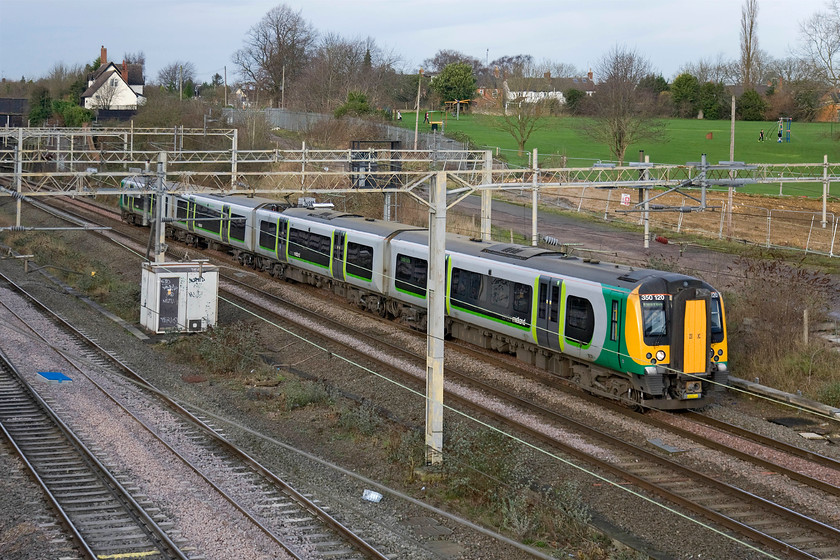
[259, 220, 277, 250]
[710, 297, 724, 343]
[395, 254, 427, 296]
[490, 277, 510, 308]
[512, 282, 531, 316]
[538, 283, 547, 319]
[642, 300, 667, 337]
[346, 241, 373, 281]
[565, 295, 594, 345]
[195, 204, 221, 235]
[289, 228, 330, 267]
[229, 213, 246, 242]
[550, 285, 560, 322]
[610, 300, 619, 341]
[451, 268, 482, 307]
[710, 298, 723, 334]
[176, 199, 189, 222]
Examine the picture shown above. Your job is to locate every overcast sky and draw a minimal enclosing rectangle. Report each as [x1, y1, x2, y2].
[0, 0, 830, 85]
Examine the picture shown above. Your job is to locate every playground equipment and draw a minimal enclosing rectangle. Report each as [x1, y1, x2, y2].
[778, 117, 792, 143]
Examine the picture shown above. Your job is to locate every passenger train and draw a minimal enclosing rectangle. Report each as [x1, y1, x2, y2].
[120, 177, 729, 410]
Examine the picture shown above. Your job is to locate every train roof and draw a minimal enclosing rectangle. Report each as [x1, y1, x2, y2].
[394, 229, 705, 291]
[281, 207, 425, 237]
[183, 192, 286, 210]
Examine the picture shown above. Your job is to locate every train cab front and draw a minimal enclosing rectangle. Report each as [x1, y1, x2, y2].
[632, 276, 728, 410]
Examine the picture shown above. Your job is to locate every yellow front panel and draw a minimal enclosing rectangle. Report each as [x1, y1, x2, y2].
[684, 300, 707, 373]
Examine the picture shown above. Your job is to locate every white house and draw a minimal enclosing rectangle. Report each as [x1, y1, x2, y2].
[504, 71, 597, 105]
[81, 46, 146, 111]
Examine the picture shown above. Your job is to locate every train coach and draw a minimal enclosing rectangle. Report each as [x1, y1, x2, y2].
[119, 180, 729, 410]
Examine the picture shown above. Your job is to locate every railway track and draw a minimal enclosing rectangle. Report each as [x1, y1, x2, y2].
[216, 275, 840, 560]
[0, 271, 391, 560]
[0, 348, 186, 560]
[16, 195, 840, 558]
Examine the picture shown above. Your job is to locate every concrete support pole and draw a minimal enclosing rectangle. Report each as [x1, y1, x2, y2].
[823, 154, 829, 228]
[231, 128, 238, 190]
[531, 148, 538, 246]
[155, 152, 167, 263]
[425, 171, 446, 466]
[15, 128, 22, 227]
[481, 150, 492, 241]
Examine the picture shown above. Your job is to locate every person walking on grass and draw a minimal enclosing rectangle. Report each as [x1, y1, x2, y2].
[759, 129, 764, 142]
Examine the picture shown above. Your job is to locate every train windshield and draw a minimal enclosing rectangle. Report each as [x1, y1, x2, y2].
[642, 300, 667, 337]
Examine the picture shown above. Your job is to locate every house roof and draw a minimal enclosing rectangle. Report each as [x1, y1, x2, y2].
[0, 98, 28, 114]
[88, 62, 144, 86]
[505, 76, 596, 93]
[81, 69, 120, 99]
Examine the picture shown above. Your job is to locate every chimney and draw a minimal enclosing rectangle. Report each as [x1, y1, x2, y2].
[101, 46, 107, 65]
[544, 71, 551, 79]
[587, 68, 593, 82]
[122, 61, 128, 82]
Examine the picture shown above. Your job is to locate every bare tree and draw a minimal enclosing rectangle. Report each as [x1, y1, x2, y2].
[295, 34, 399, 111]
[798, 0, 840, 88]
[740, 0, 760, 88]
[92, 72, 120, 109]
[576, 45, 665, 165]
[679, 54, 737, 84]
[233, 4, 317, 108]
[422, 49, 482, 74]
[123, 51, 146, 70]
[157, 61, 196, 91]
[488, 99, 551, 156]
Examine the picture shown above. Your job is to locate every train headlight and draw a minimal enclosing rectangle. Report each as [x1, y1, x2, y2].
[655, 350, 666, 362]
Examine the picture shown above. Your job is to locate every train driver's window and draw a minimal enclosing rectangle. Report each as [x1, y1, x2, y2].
[642, 300, 667, 337]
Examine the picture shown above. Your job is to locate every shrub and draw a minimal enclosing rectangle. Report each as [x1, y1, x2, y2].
[282, 378, 331, 410]
[818, 382, 840, 407]
[196, 322, 262, 376]
[338, 400, 382, 435]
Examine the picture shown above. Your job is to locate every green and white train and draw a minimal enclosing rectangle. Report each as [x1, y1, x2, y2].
[121, 179, 729, 410]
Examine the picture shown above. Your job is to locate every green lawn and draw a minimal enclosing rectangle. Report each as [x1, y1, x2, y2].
[397, 111, 840, 168]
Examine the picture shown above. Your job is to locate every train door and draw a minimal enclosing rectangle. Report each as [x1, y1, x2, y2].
[221, 205, 231, 243]
[536, 276, 562, 351]
[605, 295, 624, 370]
[277, 218, 288, 262]
[187, 199, 195, 233]
[671, 288, 711, 375]
[332, 231, 345, 280]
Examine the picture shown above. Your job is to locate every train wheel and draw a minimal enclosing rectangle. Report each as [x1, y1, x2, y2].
[624, 389, 644, 412]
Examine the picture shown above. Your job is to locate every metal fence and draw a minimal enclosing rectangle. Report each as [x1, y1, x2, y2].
[222, 108, 467, 152]
[525, 185, 839, 258]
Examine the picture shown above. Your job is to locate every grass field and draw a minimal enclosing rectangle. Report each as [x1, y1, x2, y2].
[398, 111, 840, 167]
[396, 112, 840, 197]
